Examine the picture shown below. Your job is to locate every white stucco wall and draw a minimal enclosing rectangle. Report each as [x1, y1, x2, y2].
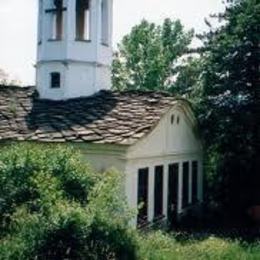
[77, 102, 203, 227]
[124, 103, 203, 225]
[78, 144, 127, 173]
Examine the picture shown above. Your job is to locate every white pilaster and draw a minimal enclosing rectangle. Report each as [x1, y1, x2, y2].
[178, 162, 183, 213]
[163, 164, 168, 218]
[148, 166, 155, 222]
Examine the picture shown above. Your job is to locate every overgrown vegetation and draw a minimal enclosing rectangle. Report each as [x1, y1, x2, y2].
[0, 144, 259, 259]
[197, 0, 260, 216]
[139, 231, 260, 260]
[0, 144, 137, 260]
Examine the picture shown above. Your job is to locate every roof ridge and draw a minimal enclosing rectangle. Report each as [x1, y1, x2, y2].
[0, 85, 34, 91]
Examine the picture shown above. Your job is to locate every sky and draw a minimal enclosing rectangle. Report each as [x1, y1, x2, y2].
[0, 0, 224, 86]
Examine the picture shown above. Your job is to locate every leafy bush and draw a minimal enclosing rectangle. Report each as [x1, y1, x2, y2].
[0, 144, 137, 260]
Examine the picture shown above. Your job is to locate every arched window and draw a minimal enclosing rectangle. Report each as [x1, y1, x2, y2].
[76, 0, 91, 40]
[101, 0, 109, 45]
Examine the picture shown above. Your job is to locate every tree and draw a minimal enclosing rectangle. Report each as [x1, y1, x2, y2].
[112, 19, 194, 92]
[198, 0, 260, 216]
[170, 55, 204, 100]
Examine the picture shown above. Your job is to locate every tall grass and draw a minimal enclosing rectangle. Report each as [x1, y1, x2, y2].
[138, 231, 260, 260]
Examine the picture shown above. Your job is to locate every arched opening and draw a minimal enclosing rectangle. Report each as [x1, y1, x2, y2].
[101, 0, 109, 45]
[51, 0, 63, 40]
[76, 0, 91, 41]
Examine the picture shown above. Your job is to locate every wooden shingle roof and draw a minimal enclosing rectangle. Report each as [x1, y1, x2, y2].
[0, 86, 178, 145]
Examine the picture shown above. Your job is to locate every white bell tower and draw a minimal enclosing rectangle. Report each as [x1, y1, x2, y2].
[36, 0, 113, 100]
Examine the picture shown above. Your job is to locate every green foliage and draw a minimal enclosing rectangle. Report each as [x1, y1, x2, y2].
[0, 144, 137, 260]
[88, 170, 135, 225]
[0, 144, 96, 229]
[0, 144, 259, 259]
[197, 0, 260, 213]
[170, 56, 204, 100]
[138, 231, 260, 260]
[112, 19, 193, 91]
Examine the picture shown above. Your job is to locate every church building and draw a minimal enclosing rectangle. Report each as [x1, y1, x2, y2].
[0, 0, 203, 227]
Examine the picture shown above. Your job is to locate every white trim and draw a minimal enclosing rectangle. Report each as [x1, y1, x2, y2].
[126, 151, 202, 161]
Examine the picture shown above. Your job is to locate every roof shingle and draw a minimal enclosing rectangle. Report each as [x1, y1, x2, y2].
[0, 86, 178, 145]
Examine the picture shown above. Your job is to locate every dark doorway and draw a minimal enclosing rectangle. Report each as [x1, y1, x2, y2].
[137, 168, 149, 227]
[192, 161, 198, 204]
[182, 162, 189, 208]
[168, 163, 179, 227]
[154, 166, 164, 220]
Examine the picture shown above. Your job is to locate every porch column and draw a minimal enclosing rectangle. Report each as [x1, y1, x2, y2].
[125, 165, 138, 227]
[148, 166, 155, 222]
[178, 162, 183, 213]
[163, 163, 168, 218]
